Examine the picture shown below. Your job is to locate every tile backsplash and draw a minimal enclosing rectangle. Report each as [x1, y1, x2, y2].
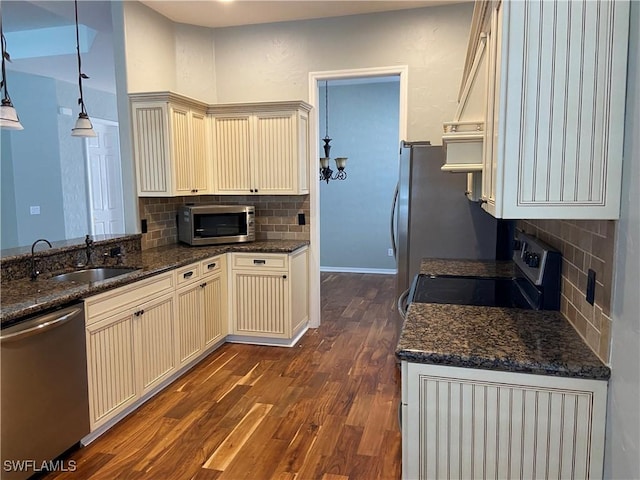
[138, 195, 310, 250]
[518, 220, 615, 362]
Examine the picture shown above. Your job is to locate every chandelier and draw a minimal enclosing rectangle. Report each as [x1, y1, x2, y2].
[319, 80, 347, 183]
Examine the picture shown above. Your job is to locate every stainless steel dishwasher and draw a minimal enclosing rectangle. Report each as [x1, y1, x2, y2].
[1, 303, 90, 480]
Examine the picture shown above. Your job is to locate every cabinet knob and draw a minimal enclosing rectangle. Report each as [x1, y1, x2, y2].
[283, 275, 287, 279]
[255, 189, 259, 193]
[250, 189, 254, 193]
[200, 282, 207, 288]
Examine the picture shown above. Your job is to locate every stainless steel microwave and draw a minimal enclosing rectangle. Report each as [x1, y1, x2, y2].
[178, 204, 255, 246]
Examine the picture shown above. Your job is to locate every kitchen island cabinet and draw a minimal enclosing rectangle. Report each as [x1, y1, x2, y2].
[397, 300, 610, 480]
[229, 247, 308, 345]
[209, 101, 310, 195]
[131, 92, 210, 197]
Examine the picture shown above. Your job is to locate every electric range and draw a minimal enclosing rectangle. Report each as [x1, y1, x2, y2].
[408, 231, 562, 310]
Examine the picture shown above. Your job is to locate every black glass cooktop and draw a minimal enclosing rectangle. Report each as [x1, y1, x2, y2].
[409, 274, 538, 309]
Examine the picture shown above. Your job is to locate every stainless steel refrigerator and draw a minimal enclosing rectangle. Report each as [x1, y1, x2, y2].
[391, 141, 500, 311]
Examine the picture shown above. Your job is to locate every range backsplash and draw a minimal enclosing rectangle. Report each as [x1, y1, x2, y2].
[518, 219, 615, 363]
[138, 195, 310, 250]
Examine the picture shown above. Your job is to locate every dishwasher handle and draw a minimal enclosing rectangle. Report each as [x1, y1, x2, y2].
[1, 305, 83, 343]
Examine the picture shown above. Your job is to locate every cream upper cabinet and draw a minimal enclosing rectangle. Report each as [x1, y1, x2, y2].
[478, 0, 630, 219]
[131, 92, 211, 197]
[452, 1, 630, 218]
[209, 102, 311, 195]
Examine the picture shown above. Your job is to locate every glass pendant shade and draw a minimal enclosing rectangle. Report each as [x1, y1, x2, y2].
[335, 157, 347, 170]
[320, 157, 330, 169]
[71, 112, 96, 137]
[0, 99, 23, 130]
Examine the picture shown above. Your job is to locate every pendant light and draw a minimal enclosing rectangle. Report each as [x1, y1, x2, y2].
[0, 15, 23, 130]
[71, 0, 96, 137]
[319, 80, 347, 184]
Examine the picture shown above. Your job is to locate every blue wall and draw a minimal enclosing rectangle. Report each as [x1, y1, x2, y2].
[319, 79, 400, 271]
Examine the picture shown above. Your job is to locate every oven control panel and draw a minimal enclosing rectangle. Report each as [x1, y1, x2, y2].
[513, 231, 561, 286]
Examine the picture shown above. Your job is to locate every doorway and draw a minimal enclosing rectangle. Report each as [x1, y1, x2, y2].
[85, 118, 125, 236]
[308, 66, 409, 328]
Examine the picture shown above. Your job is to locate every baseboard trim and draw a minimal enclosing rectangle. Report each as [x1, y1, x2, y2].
[320, 266, 397, 275]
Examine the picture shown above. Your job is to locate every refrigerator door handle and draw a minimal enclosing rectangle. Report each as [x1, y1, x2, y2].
[391, 183, 399, 260]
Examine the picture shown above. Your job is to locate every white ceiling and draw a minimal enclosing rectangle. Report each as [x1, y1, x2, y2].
[139, 0, 467, 29]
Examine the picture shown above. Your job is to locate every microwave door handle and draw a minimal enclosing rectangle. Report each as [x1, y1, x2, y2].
[195, 228, 205, 233]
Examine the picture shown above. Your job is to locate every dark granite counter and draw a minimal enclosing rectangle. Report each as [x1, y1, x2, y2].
[1, 240, 308, 326]
[420, 258, 514, 278]
[397, 258, 610, 381]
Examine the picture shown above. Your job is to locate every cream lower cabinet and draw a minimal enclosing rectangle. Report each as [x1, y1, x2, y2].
[131, 92, 210, 197]
[479, 0, 629, 219]
[209, 102, 310, 195]
[85, 272, 176, 430]
[175, 255, 228, 366]
[401, 361, 608, 480]
[230, 247, 308, 342]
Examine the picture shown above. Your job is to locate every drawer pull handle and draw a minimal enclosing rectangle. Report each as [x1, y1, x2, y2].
[207, 263, 216, 270]
[253, 259, 266, 265]
[183, 271, 194, 279]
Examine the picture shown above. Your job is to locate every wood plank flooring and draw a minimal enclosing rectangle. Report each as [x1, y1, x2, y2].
[44, 272, 401, 480]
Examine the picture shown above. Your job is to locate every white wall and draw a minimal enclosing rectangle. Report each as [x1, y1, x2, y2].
[123, 1, 216, 102]
[122, 1, 177, 93]
[212, 4, 473, 142]
[604, 3, 640, 478]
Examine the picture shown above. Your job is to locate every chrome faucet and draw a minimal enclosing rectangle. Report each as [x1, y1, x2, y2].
[85, 234, 94, 265]
[30, 238, 52, 280]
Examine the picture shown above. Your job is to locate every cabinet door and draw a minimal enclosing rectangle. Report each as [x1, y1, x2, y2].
[491, 0, 629, 219]
[176, 284, 204, 366]
[171, 105, 193, 196]
[190, 110, 210, 194]
[232, 270, 289, 338]
[212, 115, 252, 194]
[132, 102, 171, 196]
[481, 1, 503, 216]
[253, 112, 297, 194]
[86, 312, 136, 430]
[136, 293, 176, 395]
[203, 272, 227, 347]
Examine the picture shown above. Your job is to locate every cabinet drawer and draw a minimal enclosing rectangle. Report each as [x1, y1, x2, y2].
[201, 256, 223, 276]
[85, 272, 174, 324]
[175, 263, 201, 286]
[232, 253, 288, 271]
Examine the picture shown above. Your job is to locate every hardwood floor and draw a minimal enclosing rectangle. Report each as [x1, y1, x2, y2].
[45, 272, 401, 480]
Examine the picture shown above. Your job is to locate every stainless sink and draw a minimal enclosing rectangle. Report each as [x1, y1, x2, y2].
[50, 267, 139, 283]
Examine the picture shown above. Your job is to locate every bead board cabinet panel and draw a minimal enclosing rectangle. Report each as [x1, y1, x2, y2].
[471, 0, 630, 219]
[402, 362, 608, 480]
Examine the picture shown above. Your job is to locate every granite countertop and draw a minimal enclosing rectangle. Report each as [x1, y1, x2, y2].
[1, 240, 309, 326]
[420, 258, 514, 277]
[397, 258, 610, 381]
